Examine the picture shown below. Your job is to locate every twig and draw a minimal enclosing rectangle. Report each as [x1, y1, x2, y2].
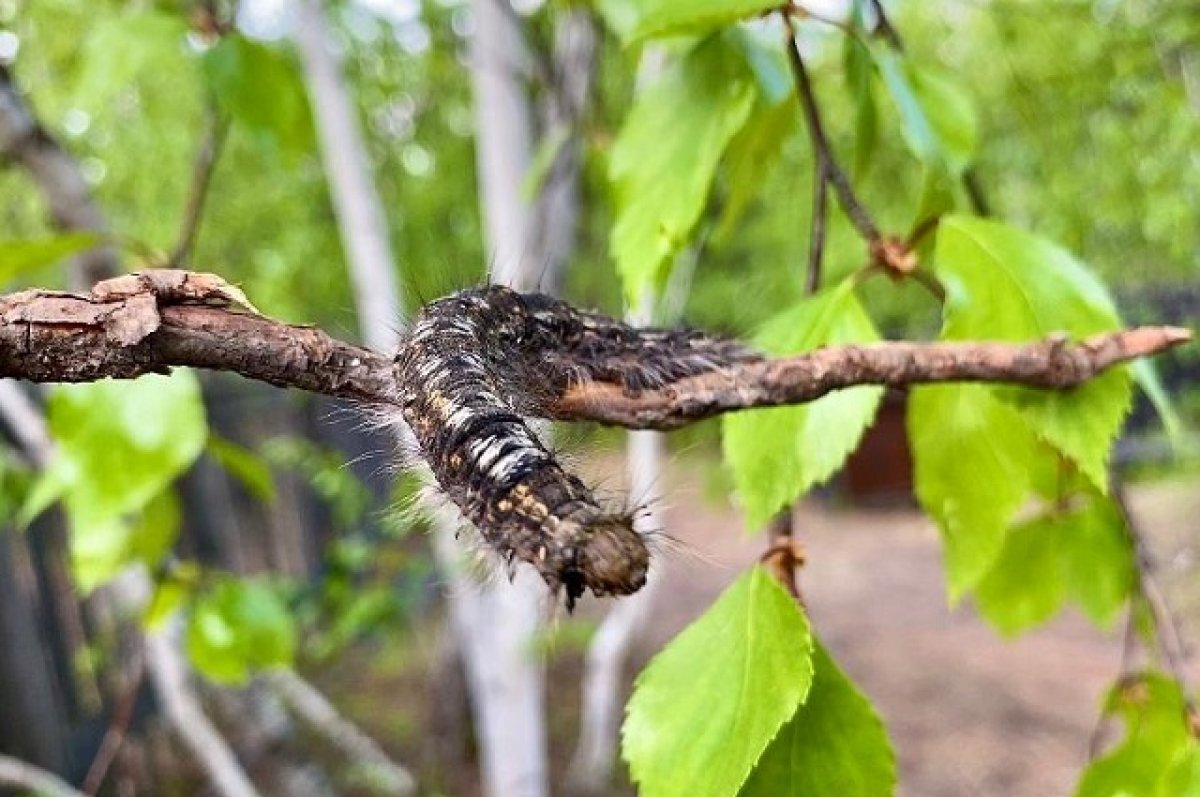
[265, 670, 416, 796]
[866, 0, 904, 51]
[145, 626, 263, 797]
[782, 15, 881, 244]
[169, 107, 228, 268]
[760, 509, 803, 600]
[0, 271, 1187, 430]
[1086, 604, 1139, 760]
[804, 167, 828, 292]
[1113, 483, 1193, 694]
[962, 168, 991, 216]
[81, 650, 146, 796]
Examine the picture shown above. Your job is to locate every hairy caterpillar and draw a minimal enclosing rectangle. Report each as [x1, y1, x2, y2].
[394, 285, 761, 608]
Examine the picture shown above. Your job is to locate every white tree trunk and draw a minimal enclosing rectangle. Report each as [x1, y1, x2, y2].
[566, 286, 668, 794]
[457, 2, 553, 795]
[293, 0, 404, 350]
[294, 2, 550, 795]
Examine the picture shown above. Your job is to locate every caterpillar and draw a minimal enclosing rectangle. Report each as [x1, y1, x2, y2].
[393, 285, 761, 609]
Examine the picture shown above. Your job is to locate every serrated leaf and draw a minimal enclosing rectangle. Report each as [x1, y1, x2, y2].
[622, 567, 814, 797]
[625, 0, 782, 43]
[186, 577, 296, 685]
[979, 482, 1133, 635]
[723, 280, 883, 529]
[974, 515, 1068, 636]
[204, 34, 315, 159]
[934, 216, 1133, 491]
[1077, 673, 1193, 797]
[610, 37, 757, 304]
[908, 384, 1040, 600]
[713, 96, 795, 247]
[0, 234, 102, 286]
[740, 639, 896, 797]
[876, 50, 976, 176]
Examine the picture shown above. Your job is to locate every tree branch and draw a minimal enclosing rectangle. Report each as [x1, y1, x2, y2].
[0, 754, 86, 797]
[0, 271, 1188, 431]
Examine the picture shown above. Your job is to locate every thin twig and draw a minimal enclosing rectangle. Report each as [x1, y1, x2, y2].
[1086, 604, 1139, 761]
[804, 163, 828, 292]
[169, 107, 228, 268]
[1113, 481, 1194, 700]
[82, 650, 146, 796]
[782, 14, 881, 243]
[866, 0, 904, 51]
[761, 508, 803, 601]
[962, 168, 991, 216]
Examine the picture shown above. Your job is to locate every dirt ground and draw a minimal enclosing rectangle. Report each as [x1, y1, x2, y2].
[322, 467, 1200, 796]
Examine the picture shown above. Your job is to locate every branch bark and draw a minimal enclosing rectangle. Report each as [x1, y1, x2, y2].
[0, 271, 1186, 430]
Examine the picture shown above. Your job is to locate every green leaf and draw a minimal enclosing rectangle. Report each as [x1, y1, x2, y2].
[28, 372, 207, 591]
[1159, 745, 1200, 797]
[626, 0, 783, 42]
[40, 372, 207, 524]
[73, 11, 189, 109]
[908, 384, 1040, 600]
[0, 234, 102, 286]
[1131, 359, 1185, 444]
[723, 280, 884, 529]
[623, 567, 814, 797]
[876, 50, 976, 176]
[70, 488, 183, 593]
[1060, 492, 1135, 628]
[186, 577, 296, 685]
[843, 27, 878, 178]
[208, 436, 276, 502]
[610, 37, 757, 304]
[974, 514, 1068, 636]
[740, 639, 896, 797]
[203, 35, 315, 159]
[144, 564, 201, 629]
[934, 216, 1133, 490]
[1077, 673, 1193, 797]
[713, 96, 795, 247]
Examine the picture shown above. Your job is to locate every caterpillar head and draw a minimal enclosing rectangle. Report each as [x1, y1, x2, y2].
[550, 514, 649, 611]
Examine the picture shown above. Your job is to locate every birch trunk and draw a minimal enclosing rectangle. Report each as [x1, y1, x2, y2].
[455, 1, 550, 794]
[293, 0, 404, 350]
